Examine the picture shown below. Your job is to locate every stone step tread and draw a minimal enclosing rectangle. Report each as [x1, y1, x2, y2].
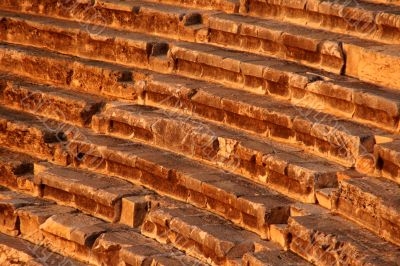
[243, 250, 312, 265]
[332, 172, 400, 246]
[0, 72, 105, 126]
[99, 102, 344, 171]
[361, 0, 400, 6]
[0, 232, 86, 266]
[0, 41, 139, 101]
[94, 102, 343, 202]
[375, 139, 400, 183]
[288, 210, 400, 265]
[141, 204, 298, 264]
[144, 0, 240, 13]
[0, 104, 66, 142]
[0, 41, 394, 172]
[242, 0, 400, 33]
[2, 13, 400, 132]
[0, 10, 164, 48]
[0, 159, 307, 265]
[34, 162, 152, 222]
[97, 0, 205, 15]
[0, 147, 38, 194]
[3, 9, 400, 103]
[4, 0, 400, 93]
[0, 186, 206, 266]
[0, 105, 295, 238]
[0, 42, 391, 170]
[141, 69, 384, 166]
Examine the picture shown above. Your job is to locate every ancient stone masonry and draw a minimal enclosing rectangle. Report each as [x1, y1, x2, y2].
[0, 0, 400, 265]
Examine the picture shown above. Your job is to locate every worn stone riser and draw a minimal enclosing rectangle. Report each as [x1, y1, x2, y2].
[207, 29, 345, 75]
[145, 90, 371, 168]
[3, 1, 400, 92]
[79, 154, 276, 239]
[330, 174, 400, 247]
[141, 220, 229, 265]
[0, 108, 295, 240]
[0, 175, 304, 266]
[0, 76, 105, 127]
[1, 12, 400, 135]
[92, 108, 339, 204]
[0, 3, 344, 75]
[241, 0, 400, 45]
[0, 199, 204, 266]
[287, 213, 400, 265]
[0, 8, 346, 75]
[334, 197, 400, 247]
[0, 232, 86, 266]
[0, 46, 396, 189]
[41, 186, 119, 223]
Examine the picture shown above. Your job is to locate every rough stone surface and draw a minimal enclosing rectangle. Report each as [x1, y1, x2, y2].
[0, 0, 399, 265]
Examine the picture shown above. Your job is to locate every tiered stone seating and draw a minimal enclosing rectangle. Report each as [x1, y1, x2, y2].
[0, 0, 400, 265]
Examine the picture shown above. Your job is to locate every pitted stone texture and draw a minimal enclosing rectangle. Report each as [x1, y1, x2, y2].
[0, 188, 50, 236]
[0, 12, 171, 71]
[375, 140, 400, 183]
[141, 205, 261, 264]
[0, 147, 37, 194]
[241, 0, 400, 45]
[0, 43, 139, 100]
[288, 212, 400, 265]
[243, 250, 312, 265]
[63, 130, 293, 238]
[142, 71, 379, 167]
[0, 74, 105, 127]
[333, 174, 400, 246]
[0, 106, 66, 163]
[205, 12, 344, 74]
[0, 232, 86, 266]
[34, 162, 151, 222]
[93, 103, 342, 203]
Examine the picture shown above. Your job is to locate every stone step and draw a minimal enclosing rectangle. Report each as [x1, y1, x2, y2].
[0, 10, 170, 72]
[33, 162, 153, 223]
[242, 249, 312, 266]
[0, 106, 295, 239]
[0, 73, 105, 127]
[10, 0, 394, 79]
[239, 0, 400, 45]
[3, 45, 399, 182]
[65, 130, 295, 239]
[93, 103, 343, 203]
[2, 11, 400, 120]
[0, 186, 206, 265]
[145, 0, 240, 13]
[2, 13, 400, 133]
[287, 207, 400, 265]
[0, 147, 37, 195]
[0, 232, 86, 266]
[0, 45, 139, 102]
[4, 0, 400, 47]
[0, 43, 387, 170]
[5, 0, 400, 89]
[331, 172, 400, 246]
[374, 139, 400, 183]
[141, 204, 306, 265]
[362, 0, 400, 6]
[139, 73, 383, 169]
[0, 152, 308, 265]
[0, 1, 204, 43]
[0, 105, 66, 163]
[2, 3, 341, 75]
